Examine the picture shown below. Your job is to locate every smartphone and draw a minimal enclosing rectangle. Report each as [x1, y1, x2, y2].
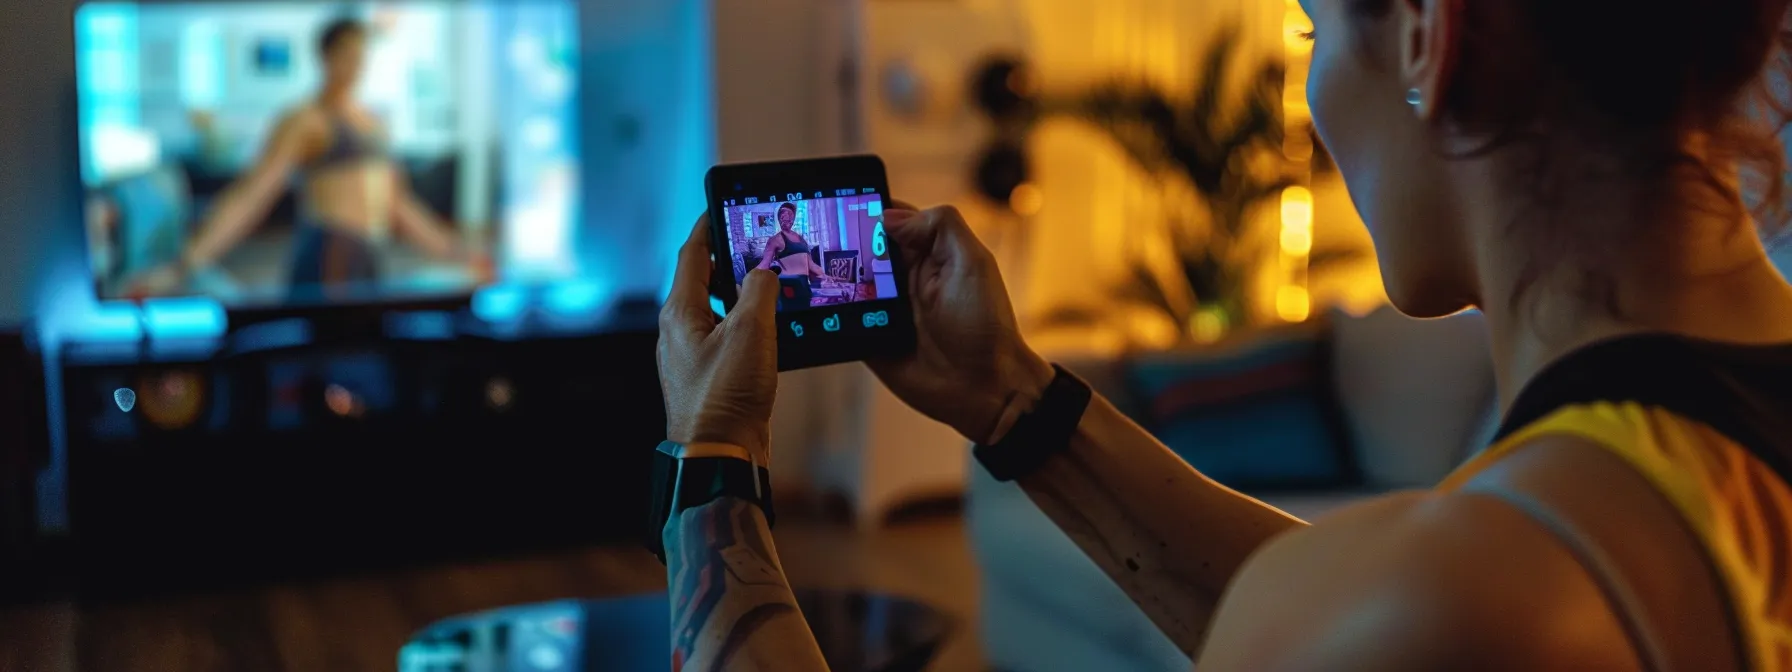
[705, 155, 917, 371]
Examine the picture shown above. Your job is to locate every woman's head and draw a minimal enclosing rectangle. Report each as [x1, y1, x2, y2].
[777, 203, 797, 231]
[318, 18, 368, 90]
[1300, 0, 1791, 318]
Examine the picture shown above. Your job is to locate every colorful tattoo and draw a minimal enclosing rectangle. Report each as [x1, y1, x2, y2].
[664, 497, 822, 671]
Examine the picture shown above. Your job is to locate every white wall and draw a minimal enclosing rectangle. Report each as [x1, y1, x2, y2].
[575, 0, 715, 296]
[0, 0, 87, 331]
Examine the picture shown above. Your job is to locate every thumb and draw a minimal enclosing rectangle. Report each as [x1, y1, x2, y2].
[882, 209, 934, 259]
[729, 269, 780, 331]
[883, 207, 924, 234]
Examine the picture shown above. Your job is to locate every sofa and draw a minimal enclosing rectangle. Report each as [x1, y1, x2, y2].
[967, 307, 1502, 671]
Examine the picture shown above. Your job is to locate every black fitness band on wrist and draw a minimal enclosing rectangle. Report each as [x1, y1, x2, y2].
[645, 442, 775, 564]
[973, 364, 1093, 482]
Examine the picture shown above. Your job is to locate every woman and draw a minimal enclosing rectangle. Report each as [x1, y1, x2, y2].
[755, 202, 824, 279]
[755, 201, 825, 311]
[656, 0, 1792, 669]
[130, 17, 486, 302]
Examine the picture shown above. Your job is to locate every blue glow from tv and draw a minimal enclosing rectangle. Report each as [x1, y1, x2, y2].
[86, 302, 147, 341]
[471, 284, 528, 322]
[543, 279, 612, 316]
[141, 297, 227, 338]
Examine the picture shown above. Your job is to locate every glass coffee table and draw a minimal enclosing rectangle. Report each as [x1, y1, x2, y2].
[398, 590, 952, 672]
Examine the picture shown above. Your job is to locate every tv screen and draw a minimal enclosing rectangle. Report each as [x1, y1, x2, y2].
[76, 0, 582, 309]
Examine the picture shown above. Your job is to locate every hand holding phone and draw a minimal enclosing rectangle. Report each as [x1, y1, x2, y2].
[863, 205, 1055, 444]
[658, 219, 780, 461]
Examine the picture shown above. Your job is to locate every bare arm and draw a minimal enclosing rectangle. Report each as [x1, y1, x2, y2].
[183, 114, 313, 268]
[664, 497, 828, 672]
[391, 181, 463, 261]
[756, 236, 784, 271]
[1009, 387, 1308, 659]
[865, 203, 1308, 659]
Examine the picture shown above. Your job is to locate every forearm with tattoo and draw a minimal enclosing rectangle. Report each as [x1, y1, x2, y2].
[664, 498, 827, 672]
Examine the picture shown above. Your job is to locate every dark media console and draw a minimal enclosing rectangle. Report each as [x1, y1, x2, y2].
[27, 313, 666, 601]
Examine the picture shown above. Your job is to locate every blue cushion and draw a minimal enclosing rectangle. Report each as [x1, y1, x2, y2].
[1126, 331, 1357, 491]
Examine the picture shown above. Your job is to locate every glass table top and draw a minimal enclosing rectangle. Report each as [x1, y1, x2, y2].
[399, 590, 952, 672]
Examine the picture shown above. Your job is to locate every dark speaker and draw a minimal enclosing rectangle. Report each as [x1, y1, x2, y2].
[972, 141, 1031, 208]
[969, 55, 1037, 122]
[0, 330, 48, 552]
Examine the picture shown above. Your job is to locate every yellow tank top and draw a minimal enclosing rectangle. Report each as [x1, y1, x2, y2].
[1438, 335, 1792, 671]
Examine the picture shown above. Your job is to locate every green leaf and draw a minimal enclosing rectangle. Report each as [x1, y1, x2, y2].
[1036, 21, 1309, 337]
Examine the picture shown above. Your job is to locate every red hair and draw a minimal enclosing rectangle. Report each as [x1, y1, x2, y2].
[1349, 0, 1792, 310]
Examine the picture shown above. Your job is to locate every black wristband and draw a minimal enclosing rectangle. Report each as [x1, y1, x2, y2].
[973, 365, 1093, 482]
[645, 442, 775, 564]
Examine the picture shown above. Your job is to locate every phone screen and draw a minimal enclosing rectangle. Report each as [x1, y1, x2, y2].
[716, 188, 895, 318]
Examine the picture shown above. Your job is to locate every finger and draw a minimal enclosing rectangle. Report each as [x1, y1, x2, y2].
[888, 205, 988, 263]
[882, 206, 937, 252]
[888, 198, 923, 213]
[663, 216, 715, 325]
[920, 206, 995, 261]
[727, 269, 780, 334]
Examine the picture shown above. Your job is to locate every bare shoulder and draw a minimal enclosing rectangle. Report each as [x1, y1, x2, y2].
[270, 106, 329, 144]
[247, 107, 327, 161]
[1196, 475, 1637, 670]
[276, 106, 326, 133]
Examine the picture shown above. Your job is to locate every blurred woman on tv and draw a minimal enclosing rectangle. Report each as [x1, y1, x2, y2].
[128, 17, 488, 302]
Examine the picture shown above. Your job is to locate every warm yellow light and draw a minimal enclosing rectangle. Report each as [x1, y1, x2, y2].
[1276, 285, 1312, 323]
[1281, 186, 1314, 230]
[1010, 183, 1045, 216]
[1283, 29, 1314, 54]
[1281, 224, 1313, 256]
[1131, 311, 1179, 349]
[1283, 2, 1314, 53]
[1283, 93, 1310, 115]
[1191, 308, 1228, 343]
[1283, 130, 1315, 163]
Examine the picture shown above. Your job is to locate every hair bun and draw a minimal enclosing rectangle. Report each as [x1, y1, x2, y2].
[1683, 0, 1790, 99]
[1528, 0, 1788, 123]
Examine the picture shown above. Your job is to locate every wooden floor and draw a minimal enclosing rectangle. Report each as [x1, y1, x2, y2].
[0, 514, 982, 672]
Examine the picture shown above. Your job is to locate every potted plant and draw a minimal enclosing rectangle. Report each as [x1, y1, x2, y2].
[1032, 27, 1356, 347]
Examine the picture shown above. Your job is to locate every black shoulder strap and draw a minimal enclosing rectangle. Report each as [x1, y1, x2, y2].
[1497, 334, 1792, 488]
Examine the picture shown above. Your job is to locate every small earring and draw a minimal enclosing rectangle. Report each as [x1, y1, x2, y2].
[1405, 88, 1423, 111]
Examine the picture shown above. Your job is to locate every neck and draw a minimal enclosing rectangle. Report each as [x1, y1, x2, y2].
[1464, 162, 1792, 409]
[319, 84, 354, 109]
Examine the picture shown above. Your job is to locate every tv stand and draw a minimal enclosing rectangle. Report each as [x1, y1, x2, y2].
[44, 319, 666, 600]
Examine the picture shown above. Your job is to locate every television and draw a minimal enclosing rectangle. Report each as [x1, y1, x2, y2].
[75, 0, 582, 316]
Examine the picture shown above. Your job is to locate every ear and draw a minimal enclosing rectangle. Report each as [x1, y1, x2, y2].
[1397, 0, 1463, 121]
